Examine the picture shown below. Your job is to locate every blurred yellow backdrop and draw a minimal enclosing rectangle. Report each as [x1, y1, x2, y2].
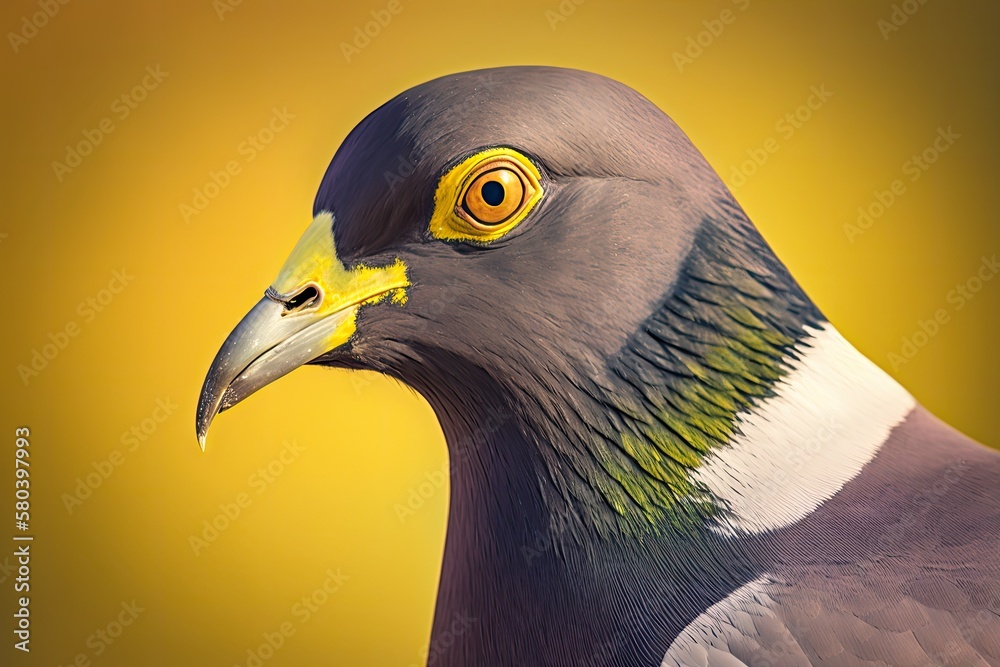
[1, 1, 997, 665]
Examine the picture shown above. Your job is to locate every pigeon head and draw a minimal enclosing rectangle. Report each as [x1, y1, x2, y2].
[197, 66, 822, 539]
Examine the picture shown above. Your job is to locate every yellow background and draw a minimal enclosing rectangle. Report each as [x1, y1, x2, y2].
[1, 1, 997, 665]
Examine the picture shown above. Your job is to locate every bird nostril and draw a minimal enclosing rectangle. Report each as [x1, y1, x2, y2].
[267, 284, 322, 315]
[286, 285, 321, 312]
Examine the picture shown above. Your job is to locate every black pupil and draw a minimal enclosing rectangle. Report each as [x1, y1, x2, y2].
[481, 180, 505, 206]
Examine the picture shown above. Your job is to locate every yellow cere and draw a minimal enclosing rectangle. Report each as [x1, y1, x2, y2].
[271, 212, 410, 346]
[428, 147, 544, 243]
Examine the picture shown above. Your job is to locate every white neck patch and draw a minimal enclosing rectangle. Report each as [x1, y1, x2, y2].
[694, 324, 915, 535]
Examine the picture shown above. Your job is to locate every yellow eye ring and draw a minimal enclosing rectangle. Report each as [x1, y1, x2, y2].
[429, 148, 543, 243]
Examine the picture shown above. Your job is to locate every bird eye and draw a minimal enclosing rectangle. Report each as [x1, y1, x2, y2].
[461, 167, 525, 226]
[428, 148, 543, 243]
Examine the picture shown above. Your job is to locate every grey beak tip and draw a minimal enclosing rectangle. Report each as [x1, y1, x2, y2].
[196, 412, 212, 451]
[196, 393, 217, 453]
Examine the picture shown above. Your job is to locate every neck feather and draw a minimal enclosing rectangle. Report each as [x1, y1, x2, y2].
[406, 214, 916, 664]
[498, 215, 831, 538]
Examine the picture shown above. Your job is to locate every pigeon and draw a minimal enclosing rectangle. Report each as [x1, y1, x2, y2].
[197, 67, 1000, 667]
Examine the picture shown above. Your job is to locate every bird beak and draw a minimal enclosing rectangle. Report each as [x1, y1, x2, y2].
[196, 212, 408, 450]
